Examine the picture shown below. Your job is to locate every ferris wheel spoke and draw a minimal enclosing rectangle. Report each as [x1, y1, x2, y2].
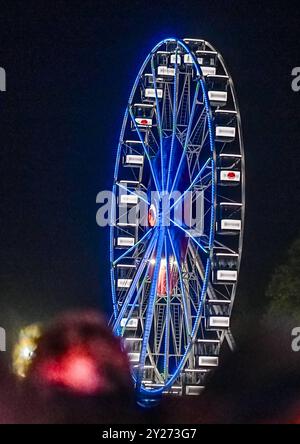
[150, 55, 165, 191]
[116, 181, 150, 206]
[136, 228, 165, 390]
[166, 46, 179, 192]
[188, 243, 218, 307]
[129, 106, 160, 192]
[214, 239, 237, 255]
[170, 219, 208, 255]
[121, 249, 156, 336]
[113, 228, 154, 266]
[163, 236, 171, 378]
[113, 229, 159, 334]
[167, 228, 192, 338]
[146, 344, 165, 384]
[170, 157, 211, 212]
[170, 81, 201, 196]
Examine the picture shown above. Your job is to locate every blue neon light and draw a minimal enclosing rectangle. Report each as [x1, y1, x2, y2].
[110, 37, 216, 399]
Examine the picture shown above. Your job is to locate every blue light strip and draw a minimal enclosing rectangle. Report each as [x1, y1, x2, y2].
[150, 55, 165, 191]
[169, 81, 200, 196]
[136, 227, 165, 391]
[163, 236, 171, 378]
[170, 219, 208, 255]
[170, 157, 211, 211]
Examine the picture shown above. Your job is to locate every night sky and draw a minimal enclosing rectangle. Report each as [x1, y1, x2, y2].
[0, 0, 300, 347]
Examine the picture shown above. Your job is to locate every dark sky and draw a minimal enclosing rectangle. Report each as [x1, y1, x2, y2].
[0, 0, 300, 345]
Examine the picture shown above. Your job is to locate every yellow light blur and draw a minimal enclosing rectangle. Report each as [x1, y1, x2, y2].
[12, 323, 42, 378]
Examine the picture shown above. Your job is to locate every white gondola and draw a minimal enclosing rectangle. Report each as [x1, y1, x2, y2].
[124, 337, 142, 357]
[117, 221, 138, 227]
[117, 262, 136, 285]
[132, 103, 154, 128]
[215, 269, 237, 283]
[119, 194, 138, 206]
[119, 179, 140, 186]
[128, 352, 140, 363]
[184, 367, 211, 373]
[196, 50, 218, 76]
[116, 237, 135, 248]
[123, 140, 144, 167]
[124, 336, 142, 342]
[207, 316, 230, 329]
[206, 299, 231, 329]
[220, 170, 240, 183]
[115, 221, 137, 248]
[117, 278, 133, 289]
[218, 154, 241, 186]
[156, 51, 175, 77]
[215, 110, 237, 142]
[206, 75, 229, 107]
[118, 180, 140, 206]
[143, 74, 163, 100]
[212, 253, 239, 284]
[198, 356, 219, 367]
[116, 263, 136, 270]
[123, 154, 144, 167]
[217, 202, 242, 234]
[183, 53, 194, 64]
[120, 318, 138, 329]
[206, 299, 231, 310]
[185, 385, 205, 396]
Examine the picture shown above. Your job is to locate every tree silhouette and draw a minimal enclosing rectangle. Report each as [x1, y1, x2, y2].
[266, 236, 300, 321]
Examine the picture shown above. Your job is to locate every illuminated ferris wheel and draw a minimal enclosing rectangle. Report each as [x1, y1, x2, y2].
[110, 38, 245, 405]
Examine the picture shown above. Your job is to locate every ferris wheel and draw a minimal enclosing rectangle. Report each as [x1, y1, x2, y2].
[110, 38, 245, 405]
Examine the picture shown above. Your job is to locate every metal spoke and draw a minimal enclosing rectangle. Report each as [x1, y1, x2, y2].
[170, 157, 211, 211]
[129, 106, 160, 192]
[116, 181, 150, 206]
[170, 81, 200, 196]
[151, 55, 165, 191]
[167, 228, 191, 337]
[113, 228, 153, 266]
[113, 229, 159, 333]
[136, 228, 165, 390]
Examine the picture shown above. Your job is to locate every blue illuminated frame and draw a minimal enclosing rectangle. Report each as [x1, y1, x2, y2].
[110, 37, 216, 398]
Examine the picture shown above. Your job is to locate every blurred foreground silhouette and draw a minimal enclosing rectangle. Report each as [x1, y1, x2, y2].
[0, 311, 299, 424]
